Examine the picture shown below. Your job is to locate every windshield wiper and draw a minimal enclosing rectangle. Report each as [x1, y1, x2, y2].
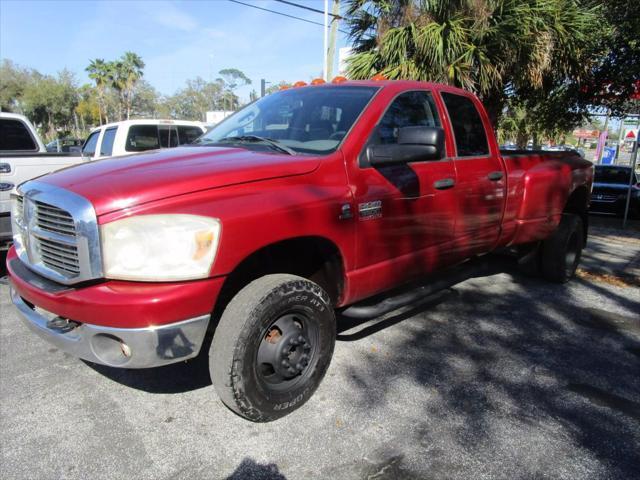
[216, 135, 296, 155]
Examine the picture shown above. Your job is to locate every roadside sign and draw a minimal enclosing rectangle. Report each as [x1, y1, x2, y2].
[601, 146, 616, 164]
[595, 131, 608, 162]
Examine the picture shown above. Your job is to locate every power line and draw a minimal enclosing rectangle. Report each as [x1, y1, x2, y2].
[227, 0, 349, 34]
[274, 0, 342, 19]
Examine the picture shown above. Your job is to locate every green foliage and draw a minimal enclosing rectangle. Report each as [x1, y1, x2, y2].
[21, 69, 79, 139]
[3, 56, 252, 137]
[0, 59, 40, 113]
[345, 0, 601, 129]
[160, 77, 227, 121]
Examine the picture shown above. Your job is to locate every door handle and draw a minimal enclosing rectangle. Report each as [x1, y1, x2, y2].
[433, 178, 455, 190]
[487, 171, 503, 181]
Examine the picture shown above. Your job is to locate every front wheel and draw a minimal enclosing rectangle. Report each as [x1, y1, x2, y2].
[210, 274, 336, 422]
[540, 213, 584, 283]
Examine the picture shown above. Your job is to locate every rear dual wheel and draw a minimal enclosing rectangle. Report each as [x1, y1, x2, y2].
[210, 274, 335, 422]
[519, 213, 584, 283]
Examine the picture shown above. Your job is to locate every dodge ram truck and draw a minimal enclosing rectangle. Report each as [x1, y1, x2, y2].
[7, 80, 593, 422]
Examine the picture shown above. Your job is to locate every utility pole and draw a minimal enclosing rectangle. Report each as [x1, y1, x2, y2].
[622, 116, 640, 229]
[323, 0, 329, 80]
[261, 79, 268, 98]
[326, 0, 340, 80]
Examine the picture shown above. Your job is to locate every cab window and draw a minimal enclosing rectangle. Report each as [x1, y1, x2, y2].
[0, 119, 37, 151]
[82, 130, 100, 157]
[178, 126, 203, 145]
[126, 125, 159, 152]
[100, 127, 117, 156]
[374, 91, 441, 145]
[441, 93, 489, 157]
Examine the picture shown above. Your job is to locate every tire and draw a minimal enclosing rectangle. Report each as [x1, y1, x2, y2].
[540, 213, 584, 283]
[210, 274, 336, 422]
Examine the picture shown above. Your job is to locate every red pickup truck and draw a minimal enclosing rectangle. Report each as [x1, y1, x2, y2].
[7, 80, 593, 421]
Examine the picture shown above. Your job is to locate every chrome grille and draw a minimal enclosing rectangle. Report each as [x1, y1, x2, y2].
[35, 201, 76, 236]
[12, 181, 103, 285]
[37, 236, 81, 275]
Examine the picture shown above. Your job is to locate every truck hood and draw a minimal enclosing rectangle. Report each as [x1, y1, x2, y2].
[37, 146, 320, 216]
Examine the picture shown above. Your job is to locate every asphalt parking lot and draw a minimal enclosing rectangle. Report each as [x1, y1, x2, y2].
[1, 219, 639, 480]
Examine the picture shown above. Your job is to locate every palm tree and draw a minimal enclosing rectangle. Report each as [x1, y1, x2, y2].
[85, 58, 110, 124]
[119, 52, 145, 120]
[345, 0, 599, 126]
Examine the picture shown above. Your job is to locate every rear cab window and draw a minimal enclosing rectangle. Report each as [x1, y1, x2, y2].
[0, 118, 37, 151]
[178, 126, 203, 145]
[159, 126, 178, 148]
[82, 130, 101, 157]
[126, 125, 159, 152]
[441, 93, 489, 157]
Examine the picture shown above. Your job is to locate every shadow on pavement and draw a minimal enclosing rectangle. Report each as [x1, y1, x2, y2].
[225, 458, 287, 480]
[83, 333, 214, 394]
[339, 268, 640, 478]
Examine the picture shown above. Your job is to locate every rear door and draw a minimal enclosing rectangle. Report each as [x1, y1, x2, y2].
[440, 92, 505, 256]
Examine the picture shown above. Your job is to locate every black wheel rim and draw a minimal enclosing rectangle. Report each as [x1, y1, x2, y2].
[256, 311, 319, 392]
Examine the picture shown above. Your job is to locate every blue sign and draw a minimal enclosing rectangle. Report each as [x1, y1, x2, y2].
[601, 146, 616, 165]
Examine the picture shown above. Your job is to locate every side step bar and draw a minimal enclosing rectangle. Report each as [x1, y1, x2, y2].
[341, 258, 499, 319]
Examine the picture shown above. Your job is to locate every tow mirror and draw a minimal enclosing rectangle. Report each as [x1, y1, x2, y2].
[367, 126, 445, 166]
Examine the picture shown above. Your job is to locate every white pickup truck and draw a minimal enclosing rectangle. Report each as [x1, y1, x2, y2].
[0, 116, 208, 249]
[0, 113, 85, 250]
[80, 119, 208, 160]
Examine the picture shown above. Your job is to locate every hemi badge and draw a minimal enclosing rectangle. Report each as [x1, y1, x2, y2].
[358, 200, 382, 219]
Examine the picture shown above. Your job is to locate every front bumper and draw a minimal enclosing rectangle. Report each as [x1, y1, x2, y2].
[10, 287, 210, 368]
[7, 247, 225, 368]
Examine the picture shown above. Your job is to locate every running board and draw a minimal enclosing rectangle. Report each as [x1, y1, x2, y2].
[341, 258, 498, 319]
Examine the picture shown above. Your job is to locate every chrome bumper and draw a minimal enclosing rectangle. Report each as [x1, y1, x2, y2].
[10, 287, 210, 369]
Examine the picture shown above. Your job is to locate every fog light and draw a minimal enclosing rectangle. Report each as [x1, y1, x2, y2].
[90, 333, 132, 366]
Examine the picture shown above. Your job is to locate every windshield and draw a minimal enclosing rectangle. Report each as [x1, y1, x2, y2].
[197, 86, 378, 155]
[594, 167, 636, 184]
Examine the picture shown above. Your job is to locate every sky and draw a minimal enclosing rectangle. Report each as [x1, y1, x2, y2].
[0, 0, 351, 102]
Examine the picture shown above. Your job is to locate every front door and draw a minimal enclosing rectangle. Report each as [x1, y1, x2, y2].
[348, 90, 458, 297]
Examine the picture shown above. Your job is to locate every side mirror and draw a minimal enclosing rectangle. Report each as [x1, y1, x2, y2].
[367, 126, 445, 166]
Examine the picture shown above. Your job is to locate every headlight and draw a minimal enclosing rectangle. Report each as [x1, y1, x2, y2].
[101, 214, 221, 281]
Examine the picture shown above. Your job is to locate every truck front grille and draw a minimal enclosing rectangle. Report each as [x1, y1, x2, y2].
[12, 181, 103, 285]
[37, 236, 81, 275]
[35, 201, 77, 236]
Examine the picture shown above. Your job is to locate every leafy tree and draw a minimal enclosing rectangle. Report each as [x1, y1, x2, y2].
[112, 52, 145, 120]
[75, 84, 101, 130]
[161, 77, 226, 120]
[22, 69, 79, 139]
[344, 0, 600, 127]
[85, 58, 111, 124]
[0, 60, 40, 113]
[218, 68, 251, 111]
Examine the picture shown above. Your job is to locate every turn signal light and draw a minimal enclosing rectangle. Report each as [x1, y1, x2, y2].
[279, 84, 291, 90]
[371, 73, 387, 81]
[293, 81, 308, 87]
[311, 78, 325, 85]
[332, 76, 347, 84]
